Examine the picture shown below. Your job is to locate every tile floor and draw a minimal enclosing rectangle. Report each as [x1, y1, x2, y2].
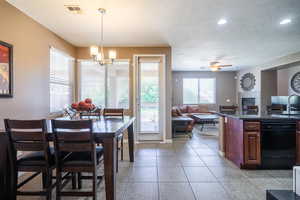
[18, 125, 293, 200]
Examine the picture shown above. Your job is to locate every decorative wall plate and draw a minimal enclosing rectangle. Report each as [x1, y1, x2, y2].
[240, 73, 256, 91]
[291, 72, 300, 93]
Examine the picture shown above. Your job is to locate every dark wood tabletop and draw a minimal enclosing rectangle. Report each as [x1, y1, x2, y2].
[47, 116, 135, 138]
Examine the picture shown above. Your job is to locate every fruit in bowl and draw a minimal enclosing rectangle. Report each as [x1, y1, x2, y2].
[71, 99, 96, 111]
[71, 103, 79, 110]
[85, 98, 92, 104]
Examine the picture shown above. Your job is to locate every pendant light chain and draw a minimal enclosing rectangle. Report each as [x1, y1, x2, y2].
[90, 8, 116, 65]
[101, 10, 104, 47]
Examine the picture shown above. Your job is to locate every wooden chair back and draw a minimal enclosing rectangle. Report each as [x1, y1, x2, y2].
[267, 105, 284, 114]
[4, 119, 51, 166]
[246, 105, 259, 114]
[51, 120, 95, 161]
[219, 106, 238, 113]
[103, 108, 124, 118]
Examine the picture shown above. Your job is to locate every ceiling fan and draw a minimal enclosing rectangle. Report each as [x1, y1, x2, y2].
[208, 61, 232, 71]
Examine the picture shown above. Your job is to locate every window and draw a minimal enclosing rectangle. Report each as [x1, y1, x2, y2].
[50, 48, 74, 113]
[80, 61, 105, 106]
[80, 60, 129, 108]
[183, 78, 216, 104]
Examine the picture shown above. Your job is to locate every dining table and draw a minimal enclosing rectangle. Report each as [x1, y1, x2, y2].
[0, 116, 136, 200]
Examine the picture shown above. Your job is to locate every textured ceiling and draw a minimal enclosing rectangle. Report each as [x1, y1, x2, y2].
[7, 0, 300, 71]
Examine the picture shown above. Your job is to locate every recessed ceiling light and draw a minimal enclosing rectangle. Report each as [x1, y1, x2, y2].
[280, 18, 291, 25]
[218, 19, 227, 25]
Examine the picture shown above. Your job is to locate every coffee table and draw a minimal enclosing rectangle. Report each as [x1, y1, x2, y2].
[172, 117, 193, 138]
[191, 114, 219, 131]
[266, 190, 300, 200]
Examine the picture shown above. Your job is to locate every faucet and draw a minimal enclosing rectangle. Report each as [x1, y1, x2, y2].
[287, 94, 299, 114]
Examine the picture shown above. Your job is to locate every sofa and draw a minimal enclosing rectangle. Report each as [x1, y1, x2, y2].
[172, 105, 212, 132]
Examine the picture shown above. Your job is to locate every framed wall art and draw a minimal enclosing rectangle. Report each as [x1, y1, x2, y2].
[0, 41, 13, 97]
[291, 72, 300, 94]
[240, 73, 256, 91]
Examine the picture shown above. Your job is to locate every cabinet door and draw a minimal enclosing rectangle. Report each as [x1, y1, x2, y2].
[244, 131, 261, 165]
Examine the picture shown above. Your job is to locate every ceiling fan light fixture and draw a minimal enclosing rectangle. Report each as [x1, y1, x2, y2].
[211, 67, 219, 72]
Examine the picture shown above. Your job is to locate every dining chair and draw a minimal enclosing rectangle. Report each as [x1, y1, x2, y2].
[103, 108, 124, 171]
[80, 107, 102, 119]
[4, 119, 55, 200]
[51, 119, 103, 200]
[103, 108, 124, 118]
[266, 104, 284, 114]
[246, 105, 259, 114]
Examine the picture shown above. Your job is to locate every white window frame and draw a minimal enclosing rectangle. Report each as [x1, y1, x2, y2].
[49, 47, 75, 114]
[78, 59, 130, 109]
[183, 78, 216, 104]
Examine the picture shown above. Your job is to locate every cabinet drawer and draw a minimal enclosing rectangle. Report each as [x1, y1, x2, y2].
[244, 122, 260, 131]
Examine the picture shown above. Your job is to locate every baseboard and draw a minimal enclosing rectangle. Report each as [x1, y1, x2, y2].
[163, 139, 173, 144]
[134, 139, 173, 144]
[218, 151, 225, 157]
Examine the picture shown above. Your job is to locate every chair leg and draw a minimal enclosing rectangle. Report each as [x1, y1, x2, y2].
[42, 172, 47, 189]
[93, 169, 97, 200]
[77, 172, 82, 189]
[72, 172, 77, 189]
[56, 169, 62, 200]
[13, 170, 18, 200]
[121, 137, 124, 161]
[46, 170, 53, 200]
[116, 141, 119, 173]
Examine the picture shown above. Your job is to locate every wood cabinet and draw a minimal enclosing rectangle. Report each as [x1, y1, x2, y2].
[244, 131, 261, 165]
[244, 122, 260, 131]
[224, 117, 244, 167]
[244, 121, 261, 166]
[223, 118, 261, 168]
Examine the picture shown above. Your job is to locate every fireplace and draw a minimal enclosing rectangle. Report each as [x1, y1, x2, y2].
[242, 98, 255, 111]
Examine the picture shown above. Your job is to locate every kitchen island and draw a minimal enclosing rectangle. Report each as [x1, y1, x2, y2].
[217, 112, 300, 169]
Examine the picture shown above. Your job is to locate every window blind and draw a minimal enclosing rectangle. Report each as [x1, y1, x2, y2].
[50, 47, 74, 113]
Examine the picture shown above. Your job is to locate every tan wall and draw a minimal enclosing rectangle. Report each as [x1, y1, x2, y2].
[261, 70, 277, 114]
[277, 62, 300, 96]
[76, 47, 172, 139]
[172, 71, 237, 110]
[0, 0, 76, 128]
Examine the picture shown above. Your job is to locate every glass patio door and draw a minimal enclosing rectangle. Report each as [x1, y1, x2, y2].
[136, 57, 163, 140]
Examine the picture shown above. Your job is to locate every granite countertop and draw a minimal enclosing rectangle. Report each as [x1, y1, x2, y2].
[214, 111, 300, 120]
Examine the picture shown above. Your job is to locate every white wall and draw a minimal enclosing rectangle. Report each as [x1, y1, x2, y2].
[236, 67, 261, 112]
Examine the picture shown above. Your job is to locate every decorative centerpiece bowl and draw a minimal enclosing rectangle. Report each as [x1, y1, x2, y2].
[65, 98, 98, 119]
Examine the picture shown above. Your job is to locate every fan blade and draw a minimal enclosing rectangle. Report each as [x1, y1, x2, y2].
[219, 65, 232, 67]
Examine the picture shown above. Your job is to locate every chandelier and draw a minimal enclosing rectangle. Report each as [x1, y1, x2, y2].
[90, 8, 117, 65]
